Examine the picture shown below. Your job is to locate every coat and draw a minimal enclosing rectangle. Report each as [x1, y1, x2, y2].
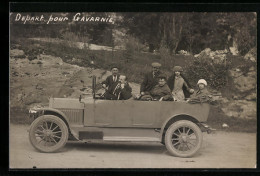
[140, 71, 162, 93]
[167, 73, 192, 98]
[104, 82, 132, 100]
[102, 74, 120, 89]
[150, 84, 173, 100]
[189, 88, 212, 104]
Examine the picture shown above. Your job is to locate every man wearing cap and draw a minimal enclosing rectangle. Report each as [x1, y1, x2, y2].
[167, 66, 194, 101]
[140, 62, 163, 95]
[101, 65, 120, 99]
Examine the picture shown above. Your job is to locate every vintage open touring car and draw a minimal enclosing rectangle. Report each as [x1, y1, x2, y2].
[28, 76, 213, 158]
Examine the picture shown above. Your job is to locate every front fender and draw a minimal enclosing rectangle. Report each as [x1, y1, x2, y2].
[30, 107, 79, 140]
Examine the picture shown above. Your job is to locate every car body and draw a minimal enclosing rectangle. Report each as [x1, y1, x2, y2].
[28, 77, 212, 157]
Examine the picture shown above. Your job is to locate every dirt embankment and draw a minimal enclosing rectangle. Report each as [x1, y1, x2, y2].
[10, 51, 140, 110]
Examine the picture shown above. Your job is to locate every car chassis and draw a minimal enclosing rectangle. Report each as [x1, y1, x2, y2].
[28, 76, 213, 158]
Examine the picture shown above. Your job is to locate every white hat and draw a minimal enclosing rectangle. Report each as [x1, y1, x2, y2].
[197, 79, 207, 86]
[151, 62, 162, 67]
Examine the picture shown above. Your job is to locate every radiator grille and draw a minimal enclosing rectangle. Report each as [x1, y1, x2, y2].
[58, 108, 83, 125]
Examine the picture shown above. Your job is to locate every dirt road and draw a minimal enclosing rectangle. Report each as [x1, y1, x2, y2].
[9, 124, 256, 169]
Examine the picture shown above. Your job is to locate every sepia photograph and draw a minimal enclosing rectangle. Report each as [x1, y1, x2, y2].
[9, 11, 257, 169]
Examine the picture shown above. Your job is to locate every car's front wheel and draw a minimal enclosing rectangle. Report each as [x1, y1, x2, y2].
[29, 115, 68, 152]
[165, 120, 202, 157]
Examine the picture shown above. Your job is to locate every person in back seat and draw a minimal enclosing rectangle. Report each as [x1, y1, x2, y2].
[140, 74, 172, 101]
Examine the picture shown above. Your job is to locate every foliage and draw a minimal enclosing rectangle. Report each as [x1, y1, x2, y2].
[184, 54, 231, 90]
[121, 12, 256, 55]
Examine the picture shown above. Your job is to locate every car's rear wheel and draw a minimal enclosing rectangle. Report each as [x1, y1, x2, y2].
[165, 120, 202, 157]
[29, 115, 68, 152]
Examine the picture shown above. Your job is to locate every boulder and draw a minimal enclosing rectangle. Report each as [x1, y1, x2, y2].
[221, 100, 256, 119]
[244, 47, 256, 62]
[10, 49, 25, 58]
[194, 48, 228, 64]
[229, 67, 256, 93]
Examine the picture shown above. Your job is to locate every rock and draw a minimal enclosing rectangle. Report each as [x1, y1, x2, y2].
[10, 49, 25, 58]
[232, 95, 239, 100]
[222, 123, 229, 128]
[221, 100, 256, 119]
[229, 46, 239, 55]
[245, 92, 256, 101]
[229, 67, 256, 93]
[178, 50, 191, 55]
[194, 48, 228, 64]
[244, 47, 256, 62]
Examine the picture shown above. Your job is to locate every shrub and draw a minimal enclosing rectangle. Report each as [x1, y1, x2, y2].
[184, 55, 230, 90]
[159, 43, 173, 66]
[123, 36, 144, 63]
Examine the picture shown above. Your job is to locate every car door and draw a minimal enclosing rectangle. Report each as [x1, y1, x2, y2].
[131, 101, 162, 127]
[84, 99, 133, 127]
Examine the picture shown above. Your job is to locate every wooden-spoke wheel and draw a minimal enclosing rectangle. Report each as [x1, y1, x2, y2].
[29, 115, 68, 152]
[165, 120, 203, 158]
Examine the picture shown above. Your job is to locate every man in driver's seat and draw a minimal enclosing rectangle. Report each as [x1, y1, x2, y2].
[103, 75, 132, 100]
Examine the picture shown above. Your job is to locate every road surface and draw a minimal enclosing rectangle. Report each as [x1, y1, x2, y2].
[9, 124, 256, 169]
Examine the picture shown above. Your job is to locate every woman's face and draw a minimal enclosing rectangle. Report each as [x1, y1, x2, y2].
[175, 71, 180, 76]
[198, 83, 205, 89]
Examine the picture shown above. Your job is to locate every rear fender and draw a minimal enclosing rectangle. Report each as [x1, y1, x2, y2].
[160, 114, 200, 142]
[34, 107, 79, 140]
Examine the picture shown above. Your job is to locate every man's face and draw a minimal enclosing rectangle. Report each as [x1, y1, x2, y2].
[111, 68, 118, 75]
[119, 75, 126, 84]
[153, 67, 160, 73]
[158, 78, 166, 86]
[198, 83, 205, 90]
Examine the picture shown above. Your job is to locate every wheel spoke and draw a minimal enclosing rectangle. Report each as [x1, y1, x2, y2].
[39, 125, 45, 130]
[44, 121, 48, 129]
[173, 141, 180, 146]
[50, 136, 57, 144]
[188, 133, 195, 138]
[171, 138, 179, 141]
[185, 143, 190, 150]
[173, 132, 180, 137]
[49, 122, 53, 130]
[177, 143, 181, 150]
[52, 131, 62, 134]
[53, 135, 61, 139]
[177, 128, 181, 134]
[188, 141, 195, 146]
[52, 125, 59, 131]
[183, 127, 185, 133]
[186, 128, 191, 135]
[35, 134, 45, 137]
[35, 129, 44, 134]
[37, 137, 44, 144]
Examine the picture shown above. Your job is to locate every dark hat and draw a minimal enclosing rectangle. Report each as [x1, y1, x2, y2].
[172, 66, 183, 72]
[158, 74, 167, 80]
[110, 64, 119, 70]
[151, 62, 162, 68]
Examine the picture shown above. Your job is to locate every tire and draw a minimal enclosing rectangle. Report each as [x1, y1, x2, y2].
[165, 120, 203, 158]
[29, 115, 68, 152]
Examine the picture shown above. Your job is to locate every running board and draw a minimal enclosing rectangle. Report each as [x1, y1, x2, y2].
[103, 136, 160, 142]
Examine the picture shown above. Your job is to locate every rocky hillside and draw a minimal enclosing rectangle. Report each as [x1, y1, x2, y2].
[9, 42, 256, 127]
[10, 50, 140, 110]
